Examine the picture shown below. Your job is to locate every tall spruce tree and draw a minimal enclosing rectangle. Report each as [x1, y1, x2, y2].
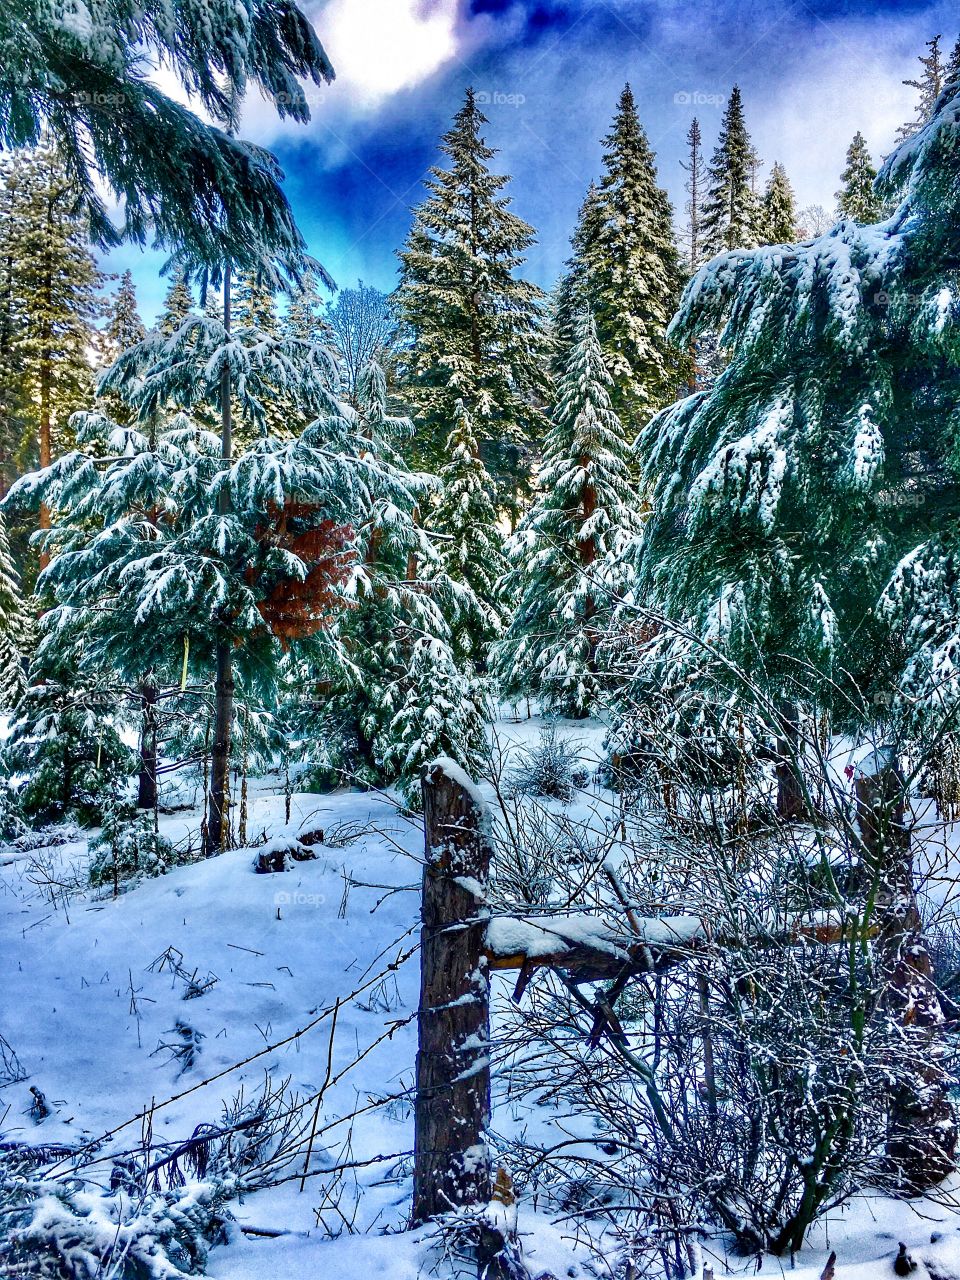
[431, 399, 507, 664]
[329, 362, 487, 800]
[285, 272, 331, 347]
[897, 34, 947, 143]
[106, 270, 146, 353]
[681, 116, 708, 270]
[158, 268, 195, 337]
[700, 86, 761, 258]
[835, 132, 883, 224]
[234, 272, 279, 334]
[554, 85, 684, 427]
[759, 161, 798, 243]
[496, 311, 637, 718]
[395, 88, 549, 520]
[9, 144, 101, 493]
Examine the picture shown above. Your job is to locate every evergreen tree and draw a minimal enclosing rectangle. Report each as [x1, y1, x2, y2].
[285, 272, 331, 347]
[0, 0, 335, 274]
[105, 269, 146, 356]
[6, 301, 352, 850]
[0, 510, 27, 709]
[626, 79, 960, 744]
[835, 132, 883, 223]
[681, 117, 708, 270]
[8, 144, 101, 496]
[158, 267, 195, 337]
[700, 86, 761, 258]
[759, 161, 798, 243]
[496, 311, 637, 718]
[234, 271, 279, 334]
[0, 155, 28, 494]
[431, 400, 507, 663]
[897, 34, 946, 143]
[619, 74, 960, 1195]
[949, 36, 960, 83]
[554, 85, 684, 426]
[395, 88, 549, 519]
[384, 636, 487, 800]
[329, 362, 487, 800]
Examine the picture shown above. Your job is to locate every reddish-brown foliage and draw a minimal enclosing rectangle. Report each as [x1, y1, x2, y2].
[253, 501, 354, 643]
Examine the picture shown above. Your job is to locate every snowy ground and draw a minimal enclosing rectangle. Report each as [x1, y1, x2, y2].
[3, 714, 960, 1278]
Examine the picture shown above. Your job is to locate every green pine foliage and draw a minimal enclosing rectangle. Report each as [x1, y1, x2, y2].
[234, 272, 279, 335]
[328, 363, 488, 799]
[106, 270, 146, 353]
[0, 511, 28, 710]
[554, 86, 684, 426]
[835, 132, 884, 224]
[0, 143, 101, 472]
[496, 311, 638, 718]
[0, 0, 334, 275]
[897, 34, 948, 143]
[623, 77, 960, 735]
[700, 86, 762, 258]
[2, 651, 134, 826]
[432, 400, 506, 664]
[395, 88, 550, 519]
[158, 267, 196, 338]
[759, 162, 799, 243]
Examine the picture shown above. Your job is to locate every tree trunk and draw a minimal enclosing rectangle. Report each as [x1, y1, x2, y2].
[775, 699, 805, 822]
[412, 758, 493, 1224]
[205, 264, 234, 857]
[136, 679, 158, 811]
[855, 746, 957, 1190]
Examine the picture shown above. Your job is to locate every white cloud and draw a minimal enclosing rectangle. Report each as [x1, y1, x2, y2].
[318, 0, 462, 106]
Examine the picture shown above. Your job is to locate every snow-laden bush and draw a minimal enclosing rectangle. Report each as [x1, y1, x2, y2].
[88, 805, 185, 893]
[0, 1077, 310, 1278]
[508, 725, 588, 802]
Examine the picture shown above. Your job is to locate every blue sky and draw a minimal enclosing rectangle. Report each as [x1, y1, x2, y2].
[108, 0, 959, 322]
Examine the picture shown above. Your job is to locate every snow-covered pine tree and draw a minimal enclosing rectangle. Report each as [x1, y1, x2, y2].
[681, 116, 708, 271]
[496, 311, 637, 718]
[285, 271, 332, 347]
[0, 510, 27, 709]
[384, 635, 487, 802]
[896, 34, 947, 143]
[0, 0, 335, 274]
[431, 399, 507, 664]
[5, 301, 359, 849]
[106, 270, 146, 354]
[622, 77, 960, 1188]
[553, 85, 684, 427]
[234, 271, 279, 334]
[158, 267, 196, 337]
[626, 77, 960, 750]
[949, 35, 960, 83]
[759, 161, 798, 243]
[835, 131, 883, 223]
[395, 88, 549, 520]
[7, 143, 101, 480]
[329, 362, 487, 799]
[699, 86, 762, 258]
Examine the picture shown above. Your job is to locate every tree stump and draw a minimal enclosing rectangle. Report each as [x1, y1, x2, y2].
[412, 758, 493, 1224]
[855, 746, 957, 1190]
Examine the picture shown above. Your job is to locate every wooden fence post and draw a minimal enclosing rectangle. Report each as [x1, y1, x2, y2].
[412, 758, 493, 1224]
[855, 745, 958, 1189]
